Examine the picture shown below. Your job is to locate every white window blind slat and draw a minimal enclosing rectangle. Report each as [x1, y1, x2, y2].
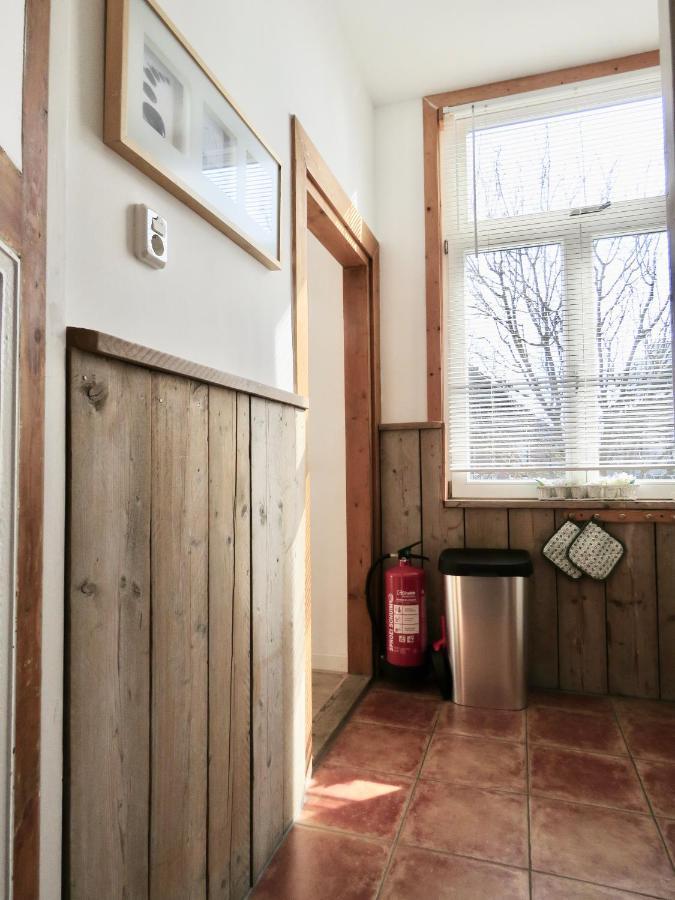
[442, 68, 675, 499]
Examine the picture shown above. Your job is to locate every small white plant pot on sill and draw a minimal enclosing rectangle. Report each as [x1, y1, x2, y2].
[552, 486, 569, 500]
[587, 483, 602, 500]
[602, 484, 619, 500]
[537, 485, 554, 500]
[570, 485, 587, 500]
[617, 484, 638, 500]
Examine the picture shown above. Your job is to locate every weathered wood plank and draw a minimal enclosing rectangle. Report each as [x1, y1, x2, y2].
[606, 522, 659, 698]
[656, 524, 675, 700]
[281, 406, 306, 828]
[230, 393, 252, 897]
[509, 509, 558, 689]
[554, 510, 607, 694]
[208, 387, 236, 900]
[207, 388, 251, 899]
[150, 374, 209, 898]
[464, 508, 509, 548]
[380, 429, 422, 554]
[67, 351, 151, 899]
[251, 399, 285, 878]
[420, 427, 464, 635]
[67, 327, 308, 410]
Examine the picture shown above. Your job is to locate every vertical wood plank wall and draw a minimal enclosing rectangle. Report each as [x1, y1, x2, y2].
[66, 349, 306, 898]
[381, 425, 675, 700]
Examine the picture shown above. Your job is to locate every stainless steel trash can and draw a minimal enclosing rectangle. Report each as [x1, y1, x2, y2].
[439, 548, 533, 710]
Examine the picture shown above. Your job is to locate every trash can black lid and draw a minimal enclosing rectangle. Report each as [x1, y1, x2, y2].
[439, 548, 533, 577]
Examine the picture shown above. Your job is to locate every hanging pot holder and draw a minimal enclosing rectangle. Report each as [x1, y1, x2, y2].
[567, 520, 624, 581]
[542, 520, 583, 579]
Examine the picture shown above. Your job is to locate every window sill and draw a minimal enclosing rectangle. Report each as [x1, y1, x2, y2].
[444, 498, 675, 510]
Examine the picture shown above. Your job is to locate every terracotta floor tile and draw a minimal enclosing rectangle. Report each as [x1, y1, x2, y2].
[251, 825, 389, 900]
[354, 690, 439, 732]
[529, 690, 615, 717]
[401, 780, 529, 868]
[528, 706, 627, 756]
[636, 759, 675, 818]
[658, 818, 675, 867]
[322, 720, 430, 777]
[436, 702, 525, 742]
[614, 697, 675, 724]
[531, 871, 655, 899]
[422, 732, 526, 793]
[529, 745, 648, 812]
[372, 678, 441, 699]
[530, 797, 675, 897]
[298, 764, 412, 841]
[621, 717, 675, 764]
[380, 844, 529, 900]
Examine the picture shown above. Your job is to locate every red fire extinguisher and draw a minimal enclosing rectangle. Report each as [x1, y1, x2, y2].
[384, 556, 427, 668]
[366, 541, 429, 680]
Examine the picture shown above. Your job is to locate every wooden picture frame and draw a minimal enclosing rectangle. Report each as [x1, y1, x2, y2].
[104, 0, 282, 269]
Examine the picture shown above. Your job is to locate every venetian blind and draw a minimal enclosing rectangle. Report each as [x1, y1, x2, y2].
[442, 68, 675, 493]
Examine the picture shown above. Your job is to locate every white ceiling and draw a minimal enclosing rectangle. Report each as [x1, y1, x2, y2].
[334, 0, 660, 106]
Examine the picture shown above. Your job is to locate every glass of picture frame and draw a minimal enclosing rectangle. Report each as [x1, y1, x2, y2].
[104, 0, 281, 269]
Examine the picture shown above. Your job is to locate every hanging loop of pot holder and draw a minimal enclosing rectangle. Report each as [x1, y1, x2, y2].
[567, 520, 624, 581]
[542, 520, 583, 579]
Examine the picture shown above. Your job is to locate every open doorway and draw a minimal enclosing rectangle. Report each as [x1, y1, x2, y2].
[307, 235, 369, 753]
[292, 118, 380, 764]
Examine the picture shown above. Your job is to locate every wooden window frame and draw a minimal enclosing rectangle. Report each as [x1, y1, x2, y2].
[422, 50, 661, 501]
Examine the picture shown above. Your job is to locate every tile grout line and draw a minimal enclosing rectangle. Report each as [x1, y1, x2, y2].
[612, 696, 675, 872]
[372, 705, 440, 899]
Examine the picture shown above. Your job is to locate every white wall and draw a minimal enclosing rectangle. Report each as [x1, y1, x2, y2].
[375, 99, 428, 422]
[307, 234, 348, 673]
[0, 0, 25, 169]
[41, 0, 374, 894]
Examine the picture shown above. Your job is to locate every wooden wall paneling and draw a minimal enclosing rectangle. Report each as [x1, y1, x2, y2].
[508, 509, 559, 689]
[656, 524, 675, 700]
[251, 398, 285, 878]
[380, 429, 422, 554]
[208, 386, 235, 900]
[67, 328, 307, 410]
[207, 388, 252, 899]
[281, 405, 306, 827]
[150, 374, 209, 898]
[554, 510, 607, 694]
[231, 392, 253, 895]
[419, 427, 464, 633]
[464, 508, 509, 548]
[344, 265, 375, 676]
[605, 523, 659, 698]
[67, 351, 151, 898]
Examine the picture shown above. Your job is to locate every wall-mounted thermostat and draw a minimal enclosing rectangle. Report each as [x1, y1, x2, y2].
[134, 204, 168, 269]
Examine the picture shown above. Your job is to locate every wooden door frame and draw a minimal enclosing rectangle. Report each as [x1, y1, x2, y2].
[0, 0, 50, 895]
[291, 118, 380, 762]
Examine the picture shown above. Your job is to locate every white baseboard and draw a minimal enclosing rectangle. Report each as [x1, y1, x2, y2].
[312, 653, 348, 673]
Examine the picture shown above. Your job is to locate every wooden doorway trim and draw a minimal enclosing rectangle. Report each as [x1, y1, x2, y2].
[292, 118, 380, 764]
[0, 0, 50, 895]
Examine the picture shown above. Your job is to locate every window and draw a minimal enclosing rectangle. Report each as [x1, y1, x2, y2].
[442, 68, 675, 499]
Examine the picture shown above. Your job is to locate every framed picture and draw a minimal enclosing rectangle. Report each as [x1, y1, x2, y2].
[104, 0, 282, 269]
